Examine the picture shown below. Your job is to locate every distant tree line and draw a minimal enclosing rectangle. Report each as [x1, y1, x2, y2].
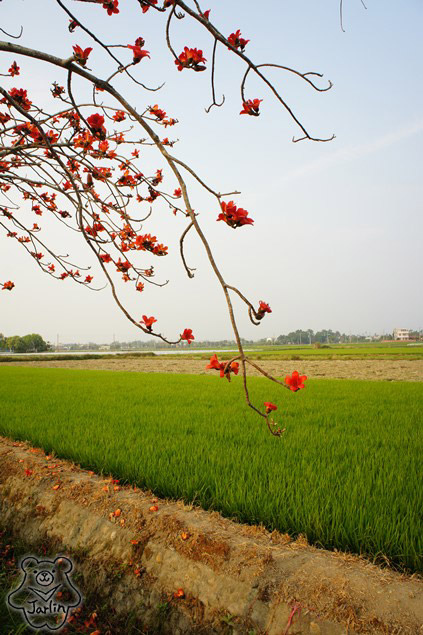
[0, 333, 49, 353]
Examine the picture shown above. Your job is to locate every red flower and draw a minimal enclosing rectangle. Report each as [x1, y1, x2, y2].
[173, 588, 185, 599]
[100, 253, 112, 263]
[102, 0, 119, 16]
[2, 280, 15, 291]
[8, 61, 20, 77]
[140, 315, 157, 330]
[206, 354, 238, 381]
[264, 402, 277, 414]
[173, 188, 182, 198]
[240, 99, 263, 116]
[113, 110, 126, 122]
[217, 200, 254, 228]
[127, 44, 150, 64]
[202, 9, 210, 20]
[69, 19, 79, 32]
[140, 0, 157, 13]
[87, 113, 105, 130]
[8, 88, 32, 111]
[149, 104, 167, 121]
[136, 282, 144, 292]
[206, 354, 220, 371]
[230, 362, 239, 375]
[72, 45, 93, 66]
[228, 30, 250, 52]
[85, 275, 93, 283]
[285, 371, 308, 392]
[175, 47, 206, 72]
[181, 328, 194, 344]
[256, 301, 271, 319]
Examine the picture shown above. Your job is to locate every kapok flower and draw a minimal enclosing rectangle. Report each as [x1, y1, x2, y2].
[102, 0, 119, 16]
[140, 315, 157, 331]
[87, 113, 106, 138]
[68, 19, 79, 32]
[113, 110, 126, 122]
[264, 402, 277, 414]
[127, 42, 150, 64]
[8, 62, 20, 77]
[8, 88, 32, 111]
[85, 275, 93, 283]
[240, 99, 263, 116]
[285, 371, 307, 392]
[2, 280, 15, 291]
[228, 30, 250, 52]
[175, 47, 206, 72]
[72, 45, 93, 67]
[206, 354, 239, 381]
[173, 589, 185, 599]
[201, 9, 210, 20]
[180, 328, 194, 344]
[174, 188, 182, 198]
[256, 301, 272, 319]
[140, 0, 158, 13]
[217, 200, 254, 228]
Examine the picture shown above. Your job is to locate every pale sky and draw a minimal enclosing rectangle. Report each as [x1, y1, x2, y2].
[0, 0, 422, 344]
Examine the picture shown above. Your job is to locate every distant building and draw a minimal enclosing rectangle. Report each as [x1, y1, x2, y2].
[393, 328, 410, 341]
[99, 345, 111, 351]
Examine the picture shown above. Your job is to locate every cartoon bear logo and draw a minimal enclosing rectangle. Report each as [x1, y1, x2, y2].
[7, 555, 82, 631]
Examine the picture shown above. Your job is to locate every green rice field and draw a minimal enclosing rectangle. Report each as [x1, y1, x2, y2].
[0, 367, 421, 573]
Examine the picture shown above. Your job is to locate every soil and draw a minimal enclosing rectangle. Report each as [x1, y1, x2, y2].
[0, 437, 422, 634]
[3, 357, 423, 381]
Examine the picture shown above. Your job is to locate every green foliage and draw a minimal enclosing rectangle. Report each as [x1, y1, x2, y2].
[0, 333, 49, 353]
[0, 368, 421, 573]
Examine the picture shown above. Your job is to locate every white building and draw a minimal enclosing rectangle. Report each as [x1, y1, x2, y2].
[393, 328, 410, 341]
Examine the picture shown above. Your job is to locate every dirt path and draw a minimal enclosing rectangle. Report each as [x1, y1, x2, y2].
[2, 357, 423, 381]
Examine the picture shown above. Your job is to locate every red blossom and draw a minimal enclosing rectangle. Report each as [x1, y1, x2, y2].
[206, 354, 238, 381]
[85, 275, 93, 283]
[173, 188, 182, 198]
[228, 30, 250, 52]
[256, 301, 271, 320]
[285, 371, 308, 392]
[240, 99, 263, 116]
[181, 328, 194, 344]
[72, 45, 93, 67]
[140, 315, 157, 330]
[113, 110, 126, 122]
[8, 88, 32, 111]
[202, 9, 210, 20]
[217, 200, 254, 228]
[100, 253, 112, 263]
[140, 0, 157, 13]
[2, 280, 15, 291]
[8, 62, 20, 77]
[264, 402, 277, 414]
[206, 353, 221, 371]
[175, 47, 206, 72]
[149, 105, 166, 120]
[87, 113, 106, 138]
[136, 282, 144, 292]
[102, 0, 119, 16]
[127, 44, 150, 64]
[69, 19, 79, 32]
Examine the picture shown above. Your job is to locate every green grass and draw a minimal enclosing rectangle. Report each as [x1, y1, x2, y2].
[0, 367, 421, 573]
[179, 344, 423, 361]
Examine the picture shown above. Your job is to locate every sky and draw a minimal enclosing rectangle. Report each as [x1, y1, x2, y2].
[0, 0, 422, 344]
